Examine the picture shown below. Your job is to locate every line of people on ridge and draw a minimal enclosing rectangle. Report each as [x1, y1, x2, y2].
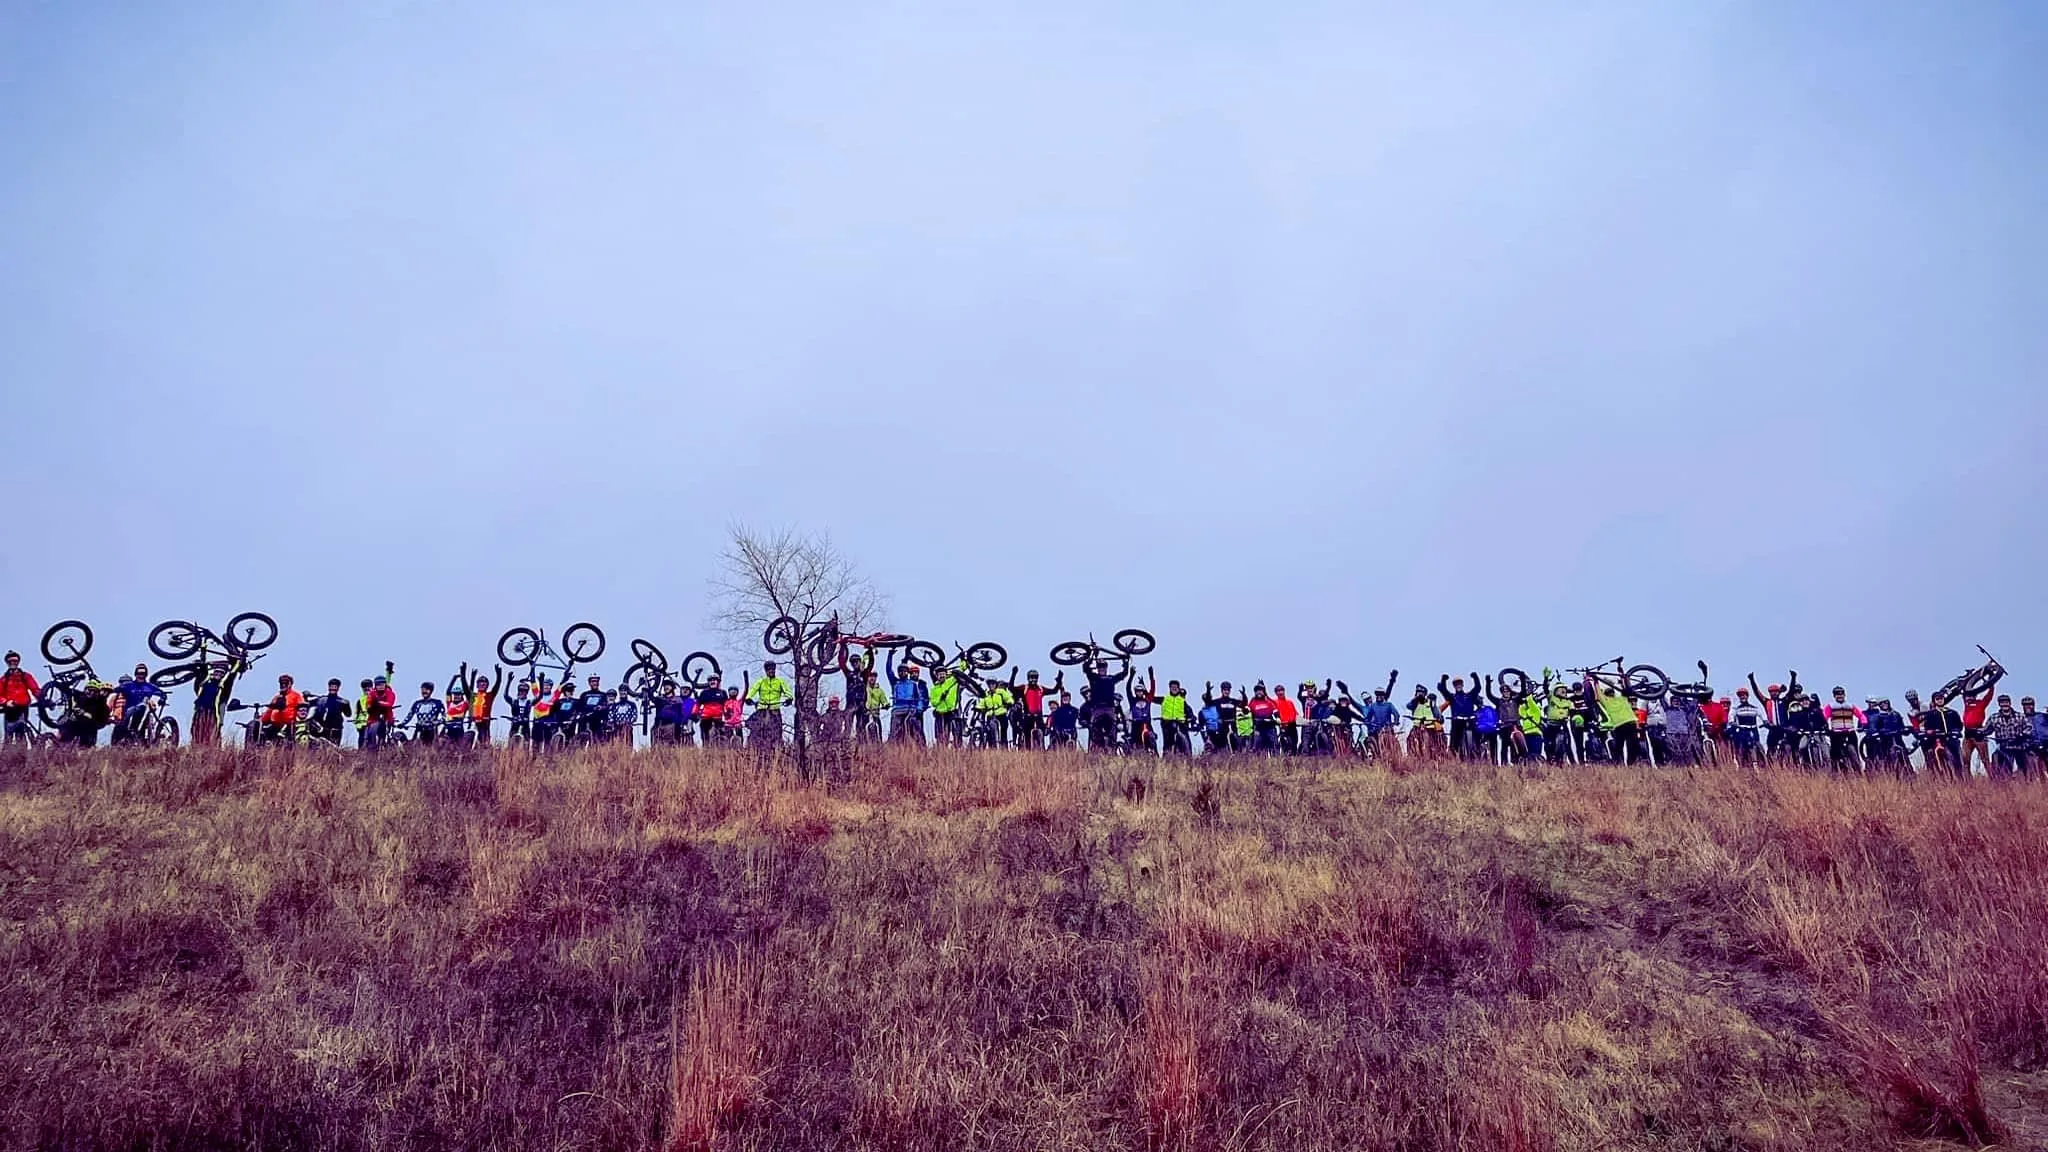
[6, 646, 2042, 776]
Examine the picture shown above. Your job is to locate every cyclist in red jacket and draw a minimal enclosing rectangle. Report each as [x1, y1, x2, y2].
[1, 651, 39, 744]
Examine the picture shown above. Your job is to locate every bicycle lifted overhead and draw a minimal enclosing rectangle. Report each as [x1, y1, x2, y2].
[498, 622, 606, 686]
[1934, 646, 2005, 703]
[1049, 628, 1156, 668]
[33, 619, 100, 728]
[148, 612, 279, 664]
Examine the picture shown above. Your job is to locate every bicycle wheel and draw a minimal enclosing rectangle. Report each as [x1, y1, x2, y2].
[562, 622, 605, 663]
[1957, 664, 2001, 698]
[1624, 664, 1671, 700]
[1113, 629, 1157, 657]
[40, 620, 93, 665]
[498, 627, 542, 666]
[151, 663, 201, 688]
[965, 642, 1007, 671]
[762, 616, 800, 656]
[225, 611, 278, 652]
[1497, 667, 1532, 698]
[149, 620, 204, 661]
[621, 661, 661, 697]
[1050, 641, 1092, 667]
[803, 630, 841, 671]
[630, 638, 666, 668]
[904, 640, 944, 669]
[154, 717, 181, 747]
[680, 651, 721, 688]
[36, 682, 72, 728]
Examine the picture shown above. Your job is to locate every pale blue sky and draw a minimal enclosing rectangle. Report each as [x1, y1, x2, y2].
[2, 1, 2041, 700]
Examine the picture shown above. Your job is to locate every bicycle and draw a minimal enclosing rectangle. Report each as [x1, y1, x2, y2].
[147, 612, 279, 663]
[1558, 657, 1672, 701]
[227, 698, 332, 748]
[1050, 628, 1156, 667]
[33, 619, 100, 729]
[620, 638, 721, 701]
[113, 693, 181, 747]
[1934, 646, 2005, 703]
[150, 627, 266, 688]
[498, 622, 606, 685]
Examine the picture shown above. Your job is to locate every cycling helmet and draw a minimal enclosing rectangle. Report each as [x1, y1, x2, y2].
[1767, 684, 1784, 695]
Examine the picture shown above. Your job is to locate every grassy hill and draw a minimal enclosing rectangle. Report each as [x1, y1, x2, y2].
[3, 743, 2045, 1150]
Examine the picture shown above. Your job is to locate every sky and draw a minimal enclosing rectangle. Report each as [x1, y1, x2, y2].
[1, 0, 2042, 702]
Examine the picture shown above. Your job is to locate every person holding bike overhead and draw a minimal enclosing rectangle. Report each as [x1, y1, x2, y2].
[884, 652, 928, 745]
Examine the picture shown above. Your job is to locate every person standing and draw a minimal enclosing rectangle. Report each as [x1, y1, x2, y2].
[1960, 676, 2001, 777]
[0, 651, 38, 745]
[885, 651, 928, 745]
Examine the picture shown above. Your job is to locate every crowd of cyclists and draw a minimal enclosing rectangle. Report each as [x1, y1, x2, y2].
[2, 622, 2039, 779]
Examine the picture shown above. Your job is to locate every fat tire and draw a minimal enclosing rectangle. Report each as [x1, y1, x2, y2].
[1050, 641, 1092, 667]
[966, 642, 1007, 671]
[498, 627, 542, 666]
[1957, 665, 2001, 698]
[904, 640, 944, 669]
[224, 611, 279, 652]
[152, 664, 201, 688]
[1112, 629, 1157, 657]
[36, 683, 72, 728]
[41, 620, 94, 666]
[149, 621, 203, 661]
[621, 662, 660, 697]
[680, 652, 720, 688]
[631, 638, 665, 668]
[562, 623, 605, 663]
[1497, 667, 1532, 698]
[1624, 664, 1671, 701]
[763, 616, 800, 656]
[155, 717, 181, 747]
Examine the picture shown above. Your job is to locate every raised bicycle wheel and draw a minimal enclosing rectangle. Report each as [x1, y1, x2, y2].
[964, 642, 1007, 672]
[1934, 672, 1970, 702]
[904, 640, 944, 669]
[40, 620, 93, 666]
[562, 622, 606, 663]
[148, 620, 206, 661]
[680, 651, 721, 687]
[1497, 667, 1532, 698]
[630, 638, 666, 668]
[1050, 641, 1093, 667]
[1624, 664, 1671, 700]
[621, 661, 661, 697]
[151, 663, 201, 688]
[762, 616, 800, 656]
[498, 627, 542, 666]
[36, 682, 73, 728]
[225, 611, 278, 652]
[1955, 663, 2002, 699]
[1112, 629, 1157, 657]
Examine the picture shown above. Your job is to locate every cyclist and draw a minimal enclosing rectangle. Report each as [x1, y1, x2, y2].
[929, 666, 964, 746]
[1197, 696, 1222, 753]
[884, 653, 928, 745]
[1438, 674, 1482, 759]
[1824, 687, 1863, 771]
[1540, 684, 1578, 763]
[2026, 697, 2048, 778]
[1916, 692, 1965, 778]
[363, 672, 398, 748]
[1960, 676, 2000, 777]
[111, 664, 167, 745]
[1474, 694, 1501, 763]
[746, 661, 792, 747]
[307, 679, 352, 745]
[1863, 699, 1909, 774]
[1011, 669, 1059, 751]
[1363, 686, 1401, 760]
[1078, 658, 1126, 751]
[469, 669, 499, 745]
[1127, 673, 1157, 755]
[693, 674, 729, 745]
[59, 678, 115, 746]
[1049, 690, 1079, 748]
[1244, 683, 1279, 753]
[507, 679, 533, 744]
[1202, 682, 1240, 754]
[1662, 692, 1703, 766]
[1514, 691, 1544, 763]
[573, 675, 609, 742]
[1988, 694, 2030, 777]
[1158, 674, 1193, 756]
[1, 651, 39, 745]
[860, 669, 888, 743]
[651, 681, 695, 744]
[1590, 678, 1643, 764]
[353, 678, 374, 745]
[402, 682, 444, 744]
[443, 687, 472, 745]
[842, 650, 875, 740]
[1729, 687, 1765, 766]
[1407, 685, 1442, 759]
[1701, 694, 1731, 760]
[607, 692, 638, 745]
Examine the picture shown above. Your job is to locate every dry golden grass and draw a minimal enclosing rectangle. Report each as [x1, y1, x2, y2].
[3, 742, 2047, 1150]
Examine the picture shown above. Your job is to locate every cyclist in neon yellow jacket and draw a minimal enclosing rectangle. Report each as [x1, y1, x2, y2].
[747, 661, 791, 710]
[976, 682, 1013, 745]
[930, 668, 965, 746]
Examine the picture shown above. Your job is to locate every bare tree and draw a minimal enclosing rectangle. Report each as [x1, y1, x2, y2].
[708, 524, 887, 779]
